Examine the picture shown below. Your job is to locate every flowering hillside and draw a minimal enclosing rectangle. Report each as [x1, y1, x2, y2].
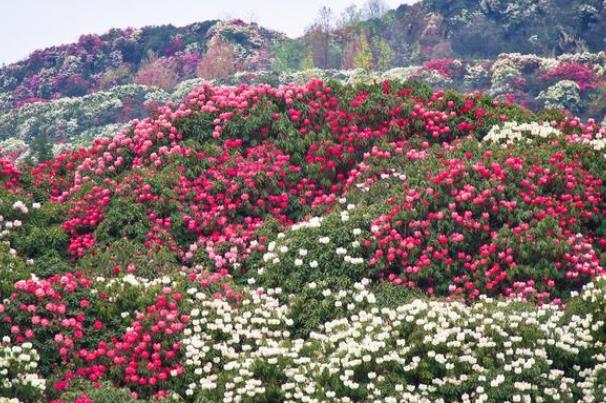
[5, 51, 606, 165]
[2, 0, 604, 112]
[0, 19, 283, 109]
[1, 78, 606, 401]
[0, 0, 604, 165]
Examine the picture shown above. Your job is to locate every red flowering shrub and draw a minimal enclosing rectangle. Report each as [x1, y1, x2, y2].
[27, 148, 94, 201]
[363, 139, 606, 302]
[0, 156, 22, 190]
[422, 58, 457, 78]
[541, 62, 597, 92]
[67, 289, 188, 399]
[48, 80, 527, 266]
[0, 273, 104, 373]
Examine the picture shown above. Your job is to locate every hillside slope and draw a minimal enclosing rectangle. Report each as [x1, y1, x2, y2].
[330, 0, 606, 64]
[1, 78, 606, 401]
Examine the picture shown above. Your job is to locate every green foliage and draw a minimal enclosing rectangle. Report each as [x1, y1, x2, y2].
[57, 380, 139, 403]
[271, 41, 307, 72]
[0, 243, 29, 296]
[372, 37, 392, 71]
[77, 239, 179, 279]
[30, 132, 53, 163]
[95, 198, 149, 244]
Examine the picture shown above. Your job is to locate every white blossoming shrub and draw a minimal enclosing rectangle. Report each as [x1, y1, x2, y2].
[483, 121, 561, 145]
[483, 120, 606, 162]
[181, 286, 293, 401]
[178, 277, 606, 402]
[250, 200, 375, 296]
[0, 338, 46, 401]
[537, 80, 582, 112]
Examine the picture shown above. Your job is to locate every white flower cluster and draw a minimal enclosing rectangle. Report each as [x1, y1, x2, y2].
[484, 120, 606, 161]
[179, 277, 606, 402]
[290, 216, 324, 232]
[182, 287, 293, 400]
[0, 199, 35, 259]
[103, 273, 176, 290]
[0, 338, 45, 400]
[537, 80, 581, 111]
[261, 204, 367, 273]
[483, 121, 561, 145]
[11, 201, 28, 214]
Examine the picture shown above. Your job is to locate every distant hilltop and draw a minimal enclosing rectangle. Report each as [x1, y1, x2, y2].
[0, 0, 603, 109]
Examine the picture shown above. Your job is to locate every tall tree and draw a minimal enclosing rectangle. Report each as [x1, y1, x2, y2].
[337, 4, 362, 30]
[272, 41, 307, 72]
[363, 0, 388, 19]
[306, 6, 334, 69]
[30, 132, 53, 164]
[134, 51, 179, 90]
[341, 37, 358, 70]
[353, 30, 373, 70]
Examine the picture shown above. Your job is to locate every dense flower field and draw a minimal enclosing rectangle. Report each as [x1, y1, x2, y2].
[1, 79, 606, 401]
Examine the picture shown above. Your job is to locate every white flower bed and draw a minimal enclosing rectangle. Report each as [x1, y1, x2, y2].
[180, 277, 606, 402]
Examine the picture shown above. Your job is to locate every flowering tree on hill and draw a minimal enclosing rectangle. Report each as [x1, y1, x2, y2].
[134, 52, 179, 90]
[196, 39, 241, 80]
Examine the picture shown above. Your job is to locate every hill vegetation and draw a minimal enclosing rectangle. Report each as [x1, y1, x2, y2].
[1, 78, 606, 401]
[1, 0, 606, 401]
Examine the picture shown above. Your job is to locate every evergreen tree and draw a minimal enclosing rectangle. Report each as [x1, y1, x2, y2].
[301, 49, 316, 70]
[373, 38, 393, 71]
[30, 132, 53, 163]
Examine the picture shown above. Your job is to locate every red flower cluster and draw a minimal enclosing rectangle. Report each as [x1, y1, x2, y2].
[0, 155, 22, 190]
[69, 289, 188, 398]
[367, 145, 605, 302]
[541, 62, 597, 92]
[44, 81, 498, 265]
[3, 273, 100, 359]
[421, 58, 457, 78]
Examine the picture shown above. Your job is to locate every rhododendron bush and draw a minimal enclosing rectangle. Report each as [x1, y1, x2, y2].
[1, 79, 606, 400]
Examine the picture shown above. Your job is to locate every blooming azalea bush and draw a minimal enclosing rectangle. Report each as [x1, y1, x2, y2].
[361, 138, 606, 302]
[1, 79, 606, 400]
